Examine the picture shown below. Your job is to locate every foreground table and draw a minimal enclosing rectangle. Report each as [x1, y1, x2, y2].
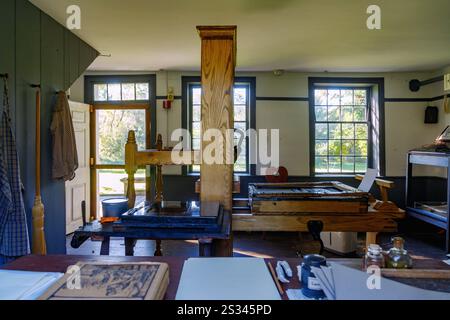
[3, 255, 450, 300]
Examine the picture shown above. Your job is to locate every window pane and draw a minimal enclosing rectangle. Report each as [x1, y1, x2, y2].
[235, 105, 247, 121]
[192, 88, 201, 105]
[356, 124, 368, 139]
[122, 83, 135, 101]
[354, 107, 367, 122]
[108, 83, 121, 101]
[328, 124, 341, 139]
[316, 124, 328, 139]
[313, 87, 370, 175]
[329, 157, 342, 173]
[342, 123, 355, 139]
[190, 84, 250, 174]
[355, 140, 368, 156]
[136, 83, 149, 100]
[193, 105, 201, 122]
[341, 90, 353, 105]
[315, 141, 328, 156]
[342, 141, 355, 156]
[235, 153, 246, 172]
[94, 84, 107, 101]
[315, 90, 327, 105]
[328, 106, 340, 121]
[328, 140, 341, 156]
[354, 90, 367, 105]
[328, 90, 340, 105]
[97, 109, 146, 164]
[234, 88, 247, 105]
[235, 122, 246, 133]
[315, 157, 328, 173]
[315, 106, 327, 121]
[342, 157, 355, 173]
[341, 106, 353, 122]
[192, 139, 200, 150]
[192, 122, 201, 139]
[355, 157, 368, 172]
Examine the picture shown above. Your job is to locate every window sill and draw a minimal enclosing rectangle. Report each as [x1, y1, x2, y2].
[186, 172, 252, 178]
[313, 174, 359, 178]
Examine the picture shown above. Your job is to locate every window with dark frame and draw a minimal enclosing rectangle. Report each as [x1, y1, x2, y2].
[313, 87, 371, 174]
[186, 82, 252, 174]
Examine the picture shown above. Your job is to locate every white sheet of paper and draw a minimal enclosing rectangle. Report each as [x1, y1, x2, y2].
[0, 270, 63, 300]
[321, 265, 336, 293]
[286, 289, 322, 300]
[311, 266, 335, 300]
[358, 168, 378, 192]
[176, 258, 281, 300]
[330, 262, 450, 300]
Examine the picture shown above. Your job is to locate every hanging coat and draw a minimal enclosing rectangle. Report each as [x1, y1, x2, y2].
[0, 78, 30, 259]
[51, 91, 78, 181]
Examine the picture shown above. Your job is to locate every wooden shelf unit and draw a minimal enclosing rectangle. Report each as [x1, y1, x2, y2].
[406, 151, 450, 253]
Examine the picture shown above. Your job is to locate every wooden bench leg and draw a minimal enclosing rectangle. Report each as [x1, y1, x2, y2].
[154, 240, 163, 257]
[366, 232, 378, 249]
[125, 238, 137, 256]
[212, 238, 234, 257]
[100, 237, 110, 256]
[199, 239, 213, 257]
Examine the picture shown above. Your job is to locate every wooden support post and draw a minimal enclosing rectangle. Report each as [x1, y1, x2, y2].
[366, 232, 378, 249]
[125, 131, 138, 209]
[197, 26, 236, 212]
[155, 134, 164, 203]
[197, 26, 237, 257]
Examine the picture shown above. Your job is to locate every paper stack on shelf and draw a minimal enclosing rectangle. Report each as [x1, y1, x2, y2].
[296, 263, 450, 300]
[0, 270, 63, 300]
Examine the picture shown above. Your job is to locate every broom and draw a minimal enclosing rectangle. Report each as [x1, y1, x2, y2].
[31, 85, 47, 255]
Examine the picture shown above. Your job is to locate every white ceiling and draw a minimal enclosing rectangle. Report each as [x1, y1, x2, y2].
[30, 0, 450, 72]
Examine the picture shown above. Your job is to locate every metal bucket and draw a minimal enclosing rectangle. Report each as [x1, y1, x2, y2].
[102, 198, 129, 218]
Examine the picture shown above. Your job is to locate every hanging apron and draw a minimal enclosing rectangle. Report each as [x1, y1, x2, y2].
[0, 77, 30, 261]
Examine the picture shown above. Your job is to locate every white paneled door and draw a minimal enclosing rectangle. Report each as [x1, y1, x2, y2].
[65, 101, 90, 235]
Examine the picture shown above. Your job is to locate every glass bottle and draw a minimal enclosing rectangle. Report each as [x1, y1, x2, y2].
[386, 237, 413, 269]
[364, 244, 385, 270]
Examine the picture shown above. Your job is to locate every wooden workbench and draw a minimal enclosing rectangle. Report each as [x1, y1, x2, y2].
[232, 204, 405, 249]
[2, 255, 449, 300]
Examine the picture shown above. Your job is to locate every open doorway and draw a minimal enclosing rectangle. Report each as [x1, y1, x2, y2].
[85, 75, 157, 219]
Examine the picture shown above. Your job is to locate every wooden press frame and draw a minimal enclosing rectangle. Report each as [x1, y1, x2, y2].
[125, 26, 237, 256]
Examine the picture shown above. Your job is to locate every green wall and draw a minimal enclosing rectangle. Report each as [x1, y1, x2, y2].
[0, 0, 98, 254]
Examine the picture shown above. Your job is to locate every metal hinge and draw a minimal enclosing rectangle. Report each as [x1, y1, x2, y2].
[90, 105, 94, 113]
[90, 158, 95, 167]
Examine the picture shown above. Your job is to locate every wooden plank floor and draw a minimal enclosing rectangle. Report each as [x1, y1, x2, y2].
[67, 231, 449, 260]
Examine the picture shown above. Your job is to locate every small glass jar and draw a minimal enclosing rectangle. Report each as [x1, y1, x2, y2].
[386, 237, 413, 269]
[364, 244, 385, 270]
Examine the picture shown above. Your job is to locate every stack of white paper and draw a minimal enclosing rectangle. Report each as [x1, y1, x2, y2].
[0, 270, 63, 300]
[176, 258, 281, 300]
[309, 263, 450, 300]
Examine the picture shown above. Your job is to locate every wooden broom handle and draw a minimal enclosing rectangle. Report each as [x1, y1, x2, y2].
[36, 89, 41, 197]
